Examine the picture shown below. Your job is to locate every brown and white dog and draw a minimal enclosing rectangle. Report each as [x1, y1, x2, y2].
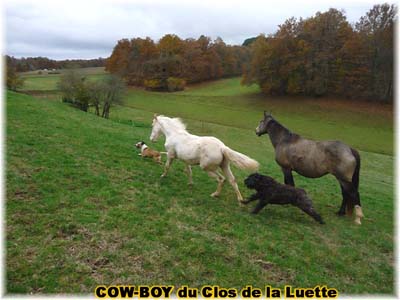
[135, 141, 166, 164]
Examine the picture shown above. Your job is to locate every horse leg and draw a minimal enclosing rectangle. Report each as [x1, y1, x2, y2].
[337, 183, 347, 216]
[161, 155, 174, 178]
[339, 180, 364, 224]
[185, 164, 193, 186]
[207, 170, 225, 197]
[282, 168, 295, 186]
[221, 162, 243, 203]
[351, 186, 363, 225]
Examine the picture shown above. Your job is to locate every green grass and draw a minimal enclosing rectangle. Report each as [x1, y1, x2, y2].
[6, 82, 393, 296]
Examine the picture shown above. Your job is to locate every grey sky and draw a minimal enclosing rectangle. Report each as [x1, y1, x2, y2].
[5, 0, 381, 60]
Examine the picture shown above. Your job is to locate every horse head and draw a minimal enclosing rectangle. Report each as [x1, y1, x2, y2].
[150, 114, 163, 142]
[256, 111, 274, 136]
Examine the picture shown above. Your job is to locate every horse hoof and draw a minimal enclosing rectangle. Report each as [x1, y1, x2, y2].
[336, 211, 345, 217]
[354, 218, 362, 225]
[160, 174, 166, 178]
[211, 192, 219, 197]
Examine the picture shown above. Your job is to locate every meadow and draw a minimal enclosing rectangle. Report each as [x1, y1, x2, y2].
[6, 69, 394, 295]
[19, 67, 107, 91]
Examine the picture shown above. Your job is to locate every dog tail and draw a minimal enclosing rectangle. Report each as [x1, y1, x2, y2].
[222, 146, 259, 171]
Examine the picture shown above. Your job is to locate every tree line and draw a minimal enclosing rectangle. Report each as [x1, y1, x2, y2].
[6, 55, 106, 72]
[106, 34, 250, 91]
[242, 3, 396, 102]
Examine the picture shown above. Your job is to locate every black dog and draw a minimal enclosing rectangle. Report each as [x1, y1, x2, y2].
[243, 173, 324, 224]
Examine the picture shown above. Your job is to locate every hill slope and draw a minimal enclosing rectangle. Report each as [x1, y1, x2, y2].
[6, 91, 393, 294]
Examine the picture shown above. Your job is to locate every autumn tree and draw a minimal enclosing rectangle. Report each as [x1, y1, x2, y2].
[106, 34, 250, 90]
[356, 3, 396, 102]
[243, 4, 396, 102]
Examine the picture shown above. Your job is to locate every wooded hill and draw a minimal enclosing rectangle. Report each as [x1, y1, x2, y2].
[105, 35, 250, 91]
[107, 3, 395, 102]
[242, 4, 395, 102]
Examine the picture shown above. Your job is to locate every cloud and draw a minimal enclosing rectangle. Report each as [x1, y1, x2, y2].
[4, 0, 380, 59]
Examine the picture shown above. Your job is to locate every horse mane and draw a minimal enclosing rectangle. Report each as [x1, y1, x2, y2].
[158, 115, 187, 131]
[267, 117, 300, 146]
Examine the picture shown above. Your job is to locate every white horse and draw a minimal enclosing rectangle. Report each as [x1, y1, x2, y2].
[150, 114, 259, 203]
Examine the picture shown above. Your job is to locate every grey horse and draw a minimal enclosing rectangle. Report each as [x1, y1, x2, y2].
[256, 112, 364, 225]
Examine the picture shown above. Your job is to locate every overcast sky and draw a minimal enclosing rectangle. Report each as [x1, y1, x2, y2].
[4, 0, 382, 60]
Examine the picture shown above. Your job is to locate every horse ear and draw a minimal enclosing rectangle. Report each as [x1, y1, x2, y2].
[153, 113, 158, 119]
[264, 111, 267, 117]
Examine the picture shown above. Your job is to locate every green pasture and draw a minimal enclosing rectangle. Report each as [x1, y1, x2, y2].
[6, 72, 394, 295]
[20, 67, 107, 91]
[120, 78, 392, 155]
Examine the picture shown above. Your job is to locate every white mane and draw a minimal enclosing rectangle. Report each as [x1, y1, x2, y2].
[158, 115, 187, 131]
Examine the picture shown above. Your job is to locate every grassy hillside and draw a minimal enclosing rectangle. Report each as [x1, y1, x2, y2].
[6, 89, 393, 295]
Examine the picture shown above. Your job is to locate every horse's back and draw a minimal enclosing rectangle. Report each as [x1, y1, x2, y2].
[198, 136, 225, 170]
[278, 138, 356, 179]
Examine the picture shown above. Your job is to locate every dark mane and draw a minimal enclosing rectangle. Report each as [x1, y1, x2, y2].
[267, 118, 300, 147]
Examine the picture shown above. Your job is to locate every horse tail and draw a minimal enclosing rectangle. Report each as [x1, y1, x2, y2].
[222, 147, 259, 171]
[345, 148, 361, 216]
[350, 148, 361, 190]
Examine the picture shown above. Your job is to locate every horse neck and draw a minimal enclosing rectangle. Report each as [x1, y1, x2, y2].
[267, 120, 292, 148]
[158, 118, 187, 140]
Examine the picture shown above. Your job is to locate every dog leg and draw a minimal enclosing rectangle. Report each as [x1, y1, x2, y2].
[251, 201, 268, 214]
[241, 192, 260, 204]
[294, 199, 325, 224]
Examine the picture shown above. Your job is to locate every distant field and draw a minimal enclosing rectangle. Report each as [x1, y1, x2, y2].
[19, 66, 106, 76]
[19, 67, 107, 91]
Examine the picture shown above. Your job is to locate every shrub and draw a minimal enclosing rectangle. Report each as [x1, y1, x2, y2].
[144, 79, 164, 91]
[6, 67, 24, 91]
[167, 77, 186, 92]
[57, 70, 89, 111]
